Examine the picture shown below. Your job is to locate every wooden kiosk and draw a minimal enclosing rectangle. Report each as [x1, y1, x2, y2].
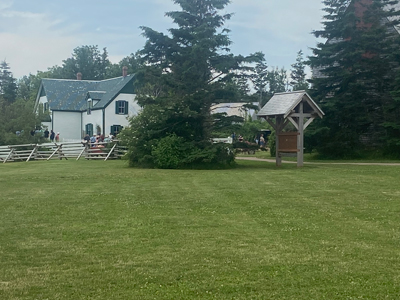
[257, 91, 324, 167]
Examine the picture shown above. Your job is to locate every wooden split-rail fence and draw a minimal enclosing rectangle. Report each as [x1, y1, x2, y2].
[0, 141, 127, 163]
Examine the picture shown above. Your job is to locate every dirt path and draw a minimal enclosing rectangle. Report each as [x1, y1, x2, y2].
[236, 156, 400, 166]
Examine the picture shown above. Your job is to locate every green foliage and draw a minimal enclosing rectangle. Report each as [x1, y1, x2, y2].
[385, 66, 400, 158]
[309, 0, 400, 158]
[304, 124, 328, 154]
[250, 55, 269, 106]
[0, 98, 44, 145]
[269, 130, 276, 157]
[16, 73, 43, 101]
[0, 60, 17, 103]
[107, 52, 142, 78]
[122, 0, 258, 168]
[40, 45, 140, 81]
[249, 54, 289, 107]
[151, 134, 188, 169]
[239, 119, 268, 143]
[0, 62, 45, 146]
[121, 109, 235, 169]
[290, 50, 309, 91]
[267, 66, 288, 96]
[212, 113, 244, 138]
[59, 45, 112, 80]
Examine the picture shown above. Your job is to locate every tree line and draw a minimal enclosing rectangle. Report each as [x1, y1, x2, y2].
[0, 44, 308, 150]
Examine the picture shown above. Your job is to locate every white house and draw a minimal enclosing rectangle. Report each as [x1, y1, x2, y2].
[210, 102, 259, 121]
[34, 68, 140, 141]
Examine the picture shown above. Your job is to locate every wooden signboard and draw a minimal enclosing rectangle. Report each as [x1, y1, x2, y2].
[278, 132, 299, 153]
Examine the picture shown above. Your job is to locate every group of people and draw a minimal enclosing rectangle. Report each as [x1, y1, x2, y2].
[43, 129, 59, 142]
[83, 133, 114, 148]
[232, 132, 266, 148]
[23, 128, 60, 142]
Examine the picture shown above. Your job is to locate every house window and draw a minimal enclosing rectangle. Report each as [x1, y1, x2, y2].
[115, 100, 128, 115]
[110, 125, 123, 137]
[44, 102, 49, 112]
[85, 123, 93, 136]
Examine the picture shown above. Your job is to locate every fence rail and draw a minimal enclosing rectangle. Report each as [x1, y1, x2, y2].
[0, 141, 127, 163]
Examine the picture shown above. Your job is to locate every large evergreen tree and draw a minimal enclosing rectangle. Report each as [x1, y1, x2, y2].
[387, 53, 400, 156]
[309, 0, 400, 157]
[121, 0, 259, 168]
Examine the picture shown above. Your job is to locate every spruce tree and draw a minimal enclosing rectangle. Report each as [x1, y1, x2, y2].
[250, 55, 269, 107]
[266, 67, 288, 97]
[309, 0, 400, 157]
[122, 0, 259, 168]
[290, 50, 309, 91]
[0, 60, 17, 103]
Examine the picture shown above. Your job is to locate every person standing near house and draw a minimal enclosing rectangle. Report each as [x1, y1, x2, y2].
[44, 128, 49, 140]
[50, 130, 55, 142]
[83, 134, 90, 143]
[55, 132, 60, 142]
[90, 134, 96, 147]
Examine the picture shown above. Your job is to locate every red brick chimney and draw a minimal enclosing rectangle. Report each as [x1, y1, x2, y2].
[77, 72, 82, 80]
[122, 66, 128, 77]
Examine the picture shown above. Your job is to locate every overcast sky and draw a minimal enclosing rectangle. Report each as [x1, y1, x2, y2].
[0, 0, 325, 79]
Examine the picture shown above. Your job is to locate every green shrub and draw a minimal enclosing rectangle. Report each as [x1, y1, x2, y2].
[120, 108, 236, 169]
[151, 134, 187, 169]
[269, 131, 276, 157]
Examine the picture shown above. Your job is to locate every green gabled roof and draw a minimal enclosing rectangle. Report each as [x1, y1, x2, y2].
[41, 75, 135, 111]
[87, 91, 106, 101]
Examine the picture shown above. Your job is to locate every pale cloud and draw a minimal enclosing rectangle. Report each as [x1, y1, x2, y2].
[0, 0, 13, 10]
[225, 0, 325, 68]
[0, 32, 76, 77]
[0, 4, 79, 77]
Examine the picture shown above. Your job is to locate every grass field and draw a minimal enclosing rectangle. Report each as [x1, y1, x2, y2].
[0, 159, 399, 299]
[253, 150, 400, 163]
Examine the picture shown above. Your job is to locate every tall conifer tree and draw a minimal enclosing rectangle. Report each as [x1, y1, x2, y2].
[122, 0, 259, 168]
[0, 60, 17, 103]
[290, 50, 309, 91]
[309, 0, 400, 157]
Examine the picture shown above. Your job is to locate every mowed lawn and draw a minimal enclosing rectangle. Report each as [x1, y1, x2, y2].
[0, 160, 399, 300]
